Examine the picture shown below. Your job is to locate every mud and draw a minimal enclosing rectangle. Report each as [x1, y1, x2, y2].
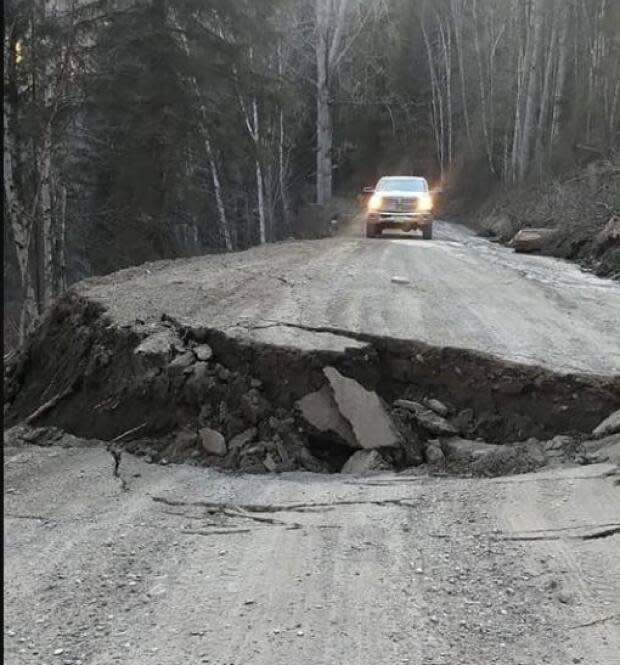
[4, 291, 620, 475]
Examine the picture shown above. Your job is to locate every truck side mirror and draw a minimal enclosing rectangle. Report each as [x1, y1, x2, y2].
[362, 186, 375, 194]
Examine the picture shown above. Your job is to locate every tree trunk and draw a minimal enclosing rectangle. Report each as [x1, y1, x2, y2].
[518, 0, 544, 182]
[535, 12, 557, 174]
[421, 5, 445, 180]
[610, 78, 620, 138]
[550, 0, 570, 143]
[4, 29, 37, 342]
[438, 14, 453, 167]
[451, 0, 473, 152]
[472, 0, 495, 175]
[315, 0, 332, 206]
[56, 183, 67, 293]
[278, 108, 290, 232]
[255, 160, 266, 245]
[39, 105, 55, 309]
[205, 137, 233, 252]
[510, 0, 529, 182]
[252, 98, 267, 245]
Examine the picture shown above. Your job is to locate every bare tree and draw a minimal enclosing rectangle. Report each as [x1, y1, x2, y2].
[451, 0, 473, 153]
[517, 0, 544, 181]
[472, 0, 495, 175]
[314, 0, 378, 205]
[237, 65, 267, 245]
[168, 8, 233, 251]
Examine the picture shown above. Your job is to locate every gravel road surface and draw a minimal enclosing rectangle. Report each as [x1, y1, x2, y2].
[77, 221, 620, 374]
[4, 444, 620, 664]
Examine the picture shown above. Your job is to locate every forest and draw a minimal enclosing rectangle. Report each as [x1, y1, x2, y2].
[4, 0, 620, 345]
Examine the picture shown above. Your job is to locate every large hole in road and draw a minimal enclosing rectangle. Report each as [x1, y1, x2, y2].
[4, 292, 619, 476]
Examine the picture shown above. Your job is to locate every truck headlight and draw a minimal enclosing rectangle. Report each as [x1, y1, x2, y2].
[368, 194, 383, 211]
[418, 194, 433, 212]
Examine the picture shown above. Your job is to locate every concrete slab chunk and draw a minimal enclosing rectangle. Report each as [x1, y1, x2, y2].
[324, 367, 402, 449]
[297, 386, 357, 448]
[583, 432, 620, 453]
[586, 440, 620, 465]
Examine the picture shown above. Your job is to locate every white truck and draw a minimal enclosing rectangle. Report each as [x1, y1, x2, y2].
[365, 176, 434, 239]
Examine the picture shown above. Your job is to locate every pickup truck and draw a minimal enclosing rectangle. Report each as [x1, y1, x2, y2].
[365, 176, 434, 239]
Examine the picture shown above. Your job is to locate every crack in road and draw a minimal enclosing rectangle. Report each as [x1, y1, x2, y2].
[152, 495, 420, 514]
[4, 513, 55, 522]
[499, 522, 620, 535]
[106, 445, 129, 492]
[498, 525, 620, 542]
[569, 613, 620, 630]
[151, 495, 422, 530]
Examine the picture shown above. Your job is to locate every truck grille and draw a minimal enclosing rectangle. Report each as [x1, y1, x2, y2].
[381, 197, 418, 212]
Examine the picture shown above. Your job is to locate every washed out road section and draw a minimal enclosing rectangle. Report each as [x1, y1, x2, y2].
[76, 221, 620, 375]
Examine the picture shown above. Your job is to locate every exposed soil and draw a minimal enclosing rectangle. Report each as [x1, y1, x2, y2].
[4, 291, 619, 476]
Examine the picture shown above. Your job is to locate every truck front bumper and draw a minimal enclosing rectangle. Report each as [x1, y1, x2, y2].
[367, 213, 433, 229]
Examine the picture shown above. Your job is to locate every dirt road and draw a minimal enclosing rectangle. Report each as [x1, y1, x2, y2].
[77, 221, 620, 375]
[4, 222, 620, 663]
[4, 442, 620, 665]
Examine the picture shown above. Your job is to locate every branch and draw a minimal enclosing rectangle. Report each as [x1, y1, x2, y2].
[332, 1, 377, 70]
[25, 380, 77, 425]
[328, 0, 351, 68]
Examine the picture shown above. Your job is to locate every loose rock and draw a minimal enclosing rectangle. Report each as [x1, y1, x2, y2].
[341, 450, 391, 475]
[198, 429, 227, 456]
[240, 389, 270, 425]
[394, 400, 458, 436]
[425, 441, 446, 468]
[134, 330, 180, 369]
[442, 437, 503, 463]
[229, 428, 258, 450]
[509, 227, 557, 253]
[544, 435, 574, 452]
[470, 440, 547, 477]
[425, 398, 450, 417]
[169, 351, 195, 369]
[193, 344, 213, 362]
[263, 453, 278, 472]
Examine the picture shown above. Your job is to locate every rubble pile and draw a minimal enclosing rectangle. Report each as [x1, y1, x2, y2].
[4, 293, 620, 476]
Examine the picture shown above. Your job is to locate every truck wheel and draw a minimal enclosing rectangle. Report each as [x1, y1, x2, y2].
[422, 224, 433, 240]
[366, 223, 378, 238]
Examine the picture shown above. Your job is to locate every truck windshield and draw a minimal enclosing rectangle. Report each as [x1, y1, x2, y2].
[376, 178, 427, 193]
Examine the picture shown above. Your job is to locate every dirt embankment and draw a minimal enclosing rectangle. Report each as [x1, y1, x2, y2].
[456, 160, 620, 279]
[4, 292, 620, 476]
